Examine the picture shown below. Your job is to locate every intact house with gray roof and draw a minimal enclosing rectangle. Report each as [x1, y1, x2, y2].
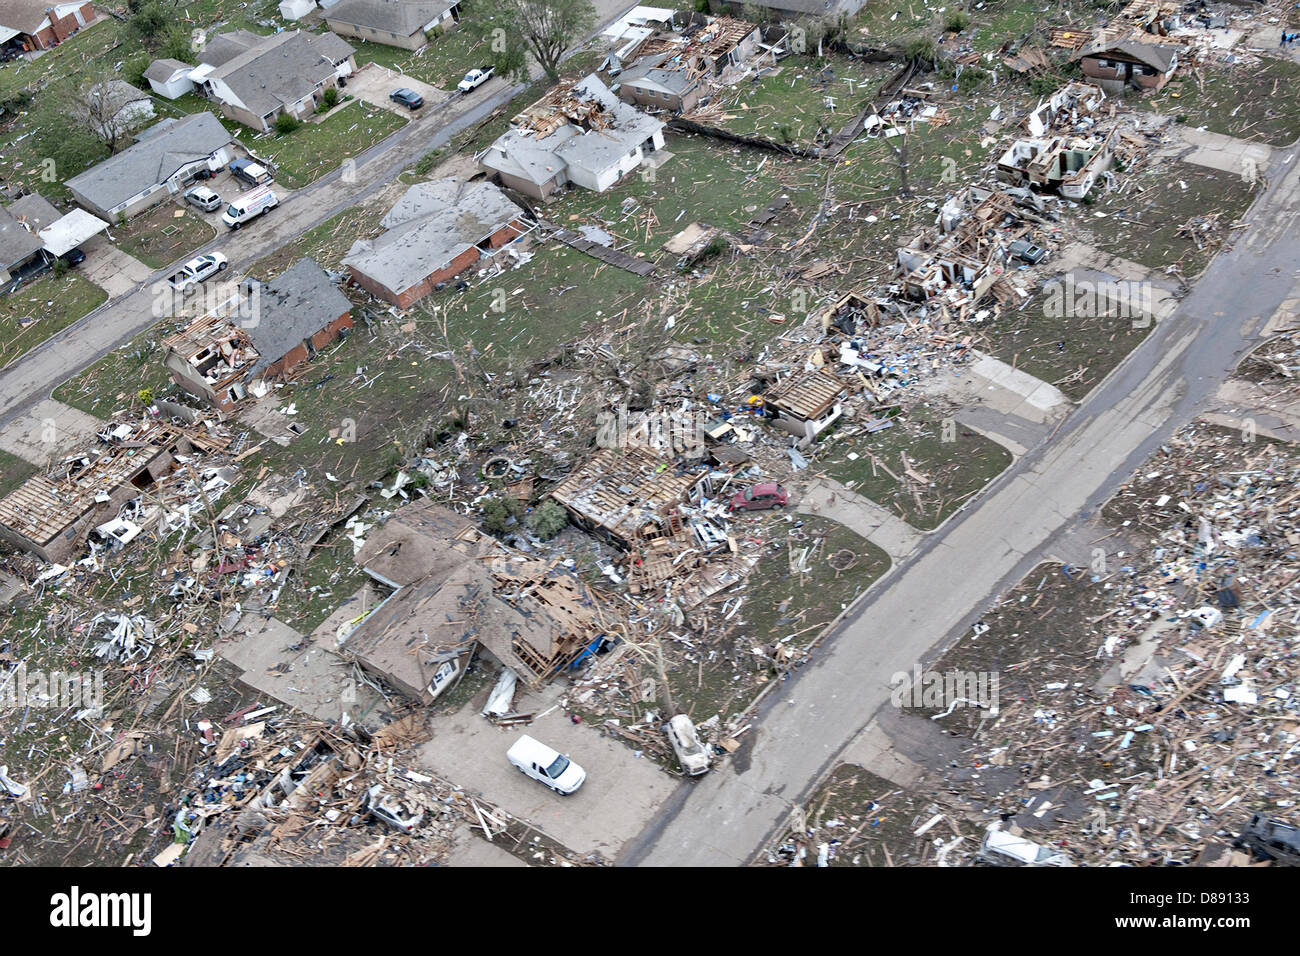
[343, 179, 528, 309]
[325, 0, 459, 51]
[0, 199, 49, 285]
[64, 112, 234, 221]
[0, 193, 108, 284]
[479, 74, 666, 201]
[161, 258, 353, 415]
[189, 29, 356, 131]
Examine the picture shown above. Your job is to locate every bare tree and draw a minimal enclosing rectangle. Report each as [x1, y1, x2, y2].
[66, 70, 147, 154]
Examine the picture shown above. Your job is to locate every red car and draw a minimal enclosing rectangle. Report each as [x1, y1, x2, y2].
[729, 482, 789, 512]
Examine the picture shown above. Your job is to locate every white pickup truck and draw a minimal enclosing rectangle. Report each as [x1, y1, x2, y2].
[168, 252, 228, 292]
[457, 66, 494, 93]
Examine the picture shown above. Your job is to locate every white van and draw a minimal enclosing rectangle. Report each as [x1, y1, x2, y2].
[665, 714, 710, 776]
[222, 186, 279, 229]
[507, 734, 586, 795]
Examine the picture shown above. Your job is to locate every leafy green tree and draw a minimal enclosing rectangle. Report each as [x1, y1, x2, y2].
[463, 0, 597, 82]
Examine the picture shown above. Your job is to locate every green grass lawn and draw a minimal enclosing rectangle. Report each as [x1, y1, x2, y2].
[52, 322, 180, 420]
[1144, 55, 1300, 146]
[0, 19, 124, 98]
[710, 55, 898, 146]
[256, 101, 407, 189]
[1080, 163, 1258, 278]
[0, 271, 107, 369]
[666, 513, 889, 723]
[819, 406, 1013, 530]
[113, 203, 218, 270]
[0, 447, 37, 499]
[978, 298, 1154, 402]
[351, 27, 498, 93]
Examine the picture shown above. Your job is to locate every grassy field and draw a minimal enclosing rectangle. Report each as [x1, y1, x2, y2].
[52, 322, 181, 420]
[256, 101, 408, 189]
[1145, 55, 1300, 147]
[978, 298, 1154, 402]
[112, 204, 218, 269]
[0, 271, 106, 368]
[820, 406, 1013, 530]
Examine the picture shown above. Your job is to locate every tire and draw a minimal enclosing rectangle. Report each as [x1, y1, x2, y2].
[772, 503, 783, 511]
[232, 222, 241, 231]
[217, 261, 227, 271]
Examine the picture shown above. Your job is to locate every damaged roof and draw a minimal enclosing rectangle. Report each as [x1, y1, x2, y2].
[343, 180, 524, 297]
[246, 258, 352, 377]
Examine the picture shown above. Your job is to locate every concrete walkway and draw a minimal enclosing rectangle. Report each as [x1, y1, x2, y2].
[0, 398, 104, 466]
[798, 477, 922, 562]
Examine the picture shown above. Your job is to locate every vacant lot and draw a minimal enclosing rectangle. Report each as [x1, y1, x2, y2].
[1081, 163, 1257, 278]
[821, 406, 1013, 530]
[113, 204, 218, 269]
[1146, 55, 1300, 147]
[0, 272, 106, 368]
[710, 56, 898, 147]
[978, 299, 1154, 402]
[666, 514, 889, 724]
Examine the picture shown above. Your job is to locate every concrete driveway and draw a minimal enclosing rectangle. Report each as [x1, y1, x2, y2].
[79, 234, 153, 297]
[414, 679, 677, 860]
[348, 63, 452, 117]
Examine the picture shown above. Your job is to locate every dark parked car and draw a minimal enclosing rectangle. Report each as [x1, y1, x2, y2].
[729, 482, 789, 512]
[389, 88, 424, 110]
[1007, 238, 1048, 265]
[59, 248, 86, 267]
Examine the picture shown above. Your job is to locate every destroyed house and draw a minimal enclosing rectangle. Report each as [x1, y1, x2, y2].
[603, 14, 765, 114]
[479, 74, 665, 200]
[1077, 36, 1178, 93]
[350, 502, 612, 695]
[995, 131, 1115, 200]
[0, 420, 225, 563]
[162, 258, 353, 414]
[896, 189, 1017, 302]
[548, 445, 709, 550]
[1024, 81, 1106, 136]
[343, 179, 528, 309]
[762, 368, 847, 443]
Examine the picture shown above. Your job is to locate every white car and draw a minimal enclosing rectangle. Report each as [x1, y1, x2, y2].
[507, 734, 586, 795]
[168, 252, 228, 291]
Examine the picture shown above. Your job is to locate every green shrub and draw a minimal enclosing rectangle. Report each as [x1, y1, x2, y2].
[957, 66, 988, 94]
[482, 495, 525, 535]
[321, 87, 340, 109]
[526, 501, 569, 541]
[944, 11, 971, 33]
[901, 35, 936, 64]
[274, 113, 302, 135]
